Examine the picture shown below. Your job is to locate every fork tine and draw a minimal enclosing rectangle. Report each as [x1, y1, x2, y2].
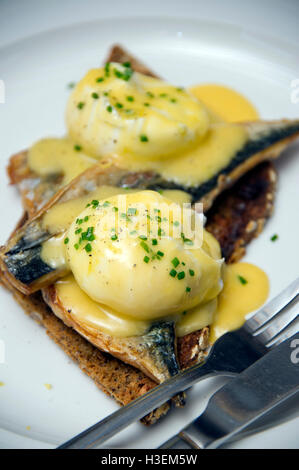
[266, 316, 299, 349]
[253, 303, 298, 347]
[245, 277, 299, 333]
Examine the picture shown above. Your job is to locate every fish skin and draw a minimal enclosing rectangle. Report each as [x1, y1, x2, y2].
[2, 116, 299, 295]
[41, 284, 185, 395]
[143, 120, 299, 209]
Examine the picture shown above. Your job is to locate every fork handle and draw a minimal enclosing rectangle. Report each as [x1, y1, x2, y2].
[58, 361, 226, 449]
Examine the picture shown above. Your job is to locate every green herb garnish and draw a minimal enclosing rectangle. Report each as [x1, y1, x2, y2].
[238, 275, 248, 285]
[171, 257, 180, 268]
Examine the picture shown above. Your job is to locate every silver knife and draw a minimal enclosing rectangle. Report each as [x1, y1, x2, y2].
[160, 332, 299, 449]
[58, 332, 299, 449]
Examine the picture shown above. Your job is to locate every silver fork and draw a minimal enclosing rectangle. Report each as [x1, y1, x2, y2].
[58, 277, 299, 449]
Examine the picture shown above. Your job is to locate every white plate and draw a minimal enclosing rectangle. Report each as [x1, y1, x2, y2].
[0, 17, 298, 449]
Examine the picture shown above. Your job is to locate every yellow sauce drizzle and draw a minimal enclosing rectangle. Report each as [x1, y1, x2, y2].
[210, 262, 269, 343]
[189, 84, 259, 123]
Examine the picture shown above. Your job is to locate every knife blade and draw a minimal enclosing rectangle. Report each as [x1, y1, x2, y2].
[160, 332, 299, 449]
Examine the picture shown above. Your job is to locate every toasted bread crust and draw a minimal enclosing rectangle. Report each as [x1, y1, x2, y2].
[206, 162, 277, 262]
[107, 44, 158, 78]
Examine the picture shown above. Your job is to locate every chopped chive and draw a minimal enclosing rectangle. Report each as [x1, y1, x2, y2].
[122, 61, 131, 68]
[128, 207, 137, 216]
[157, 251, 164, 257]
[64, 237, 69, 245]
[139, 235, 147, 240]
[186, 287, 191, 293]
[159, 93, 168, 98]
[103, 91, 109, 96]
[140, 241, 150, 253]
[84, 243, 92, 252]
[146, 91, 154, 98]
[155, 215, 162, 222]
[96, 77, 104, 82]
[144, 102, 150, 107]
[238, 275, 248, 285]
[170, 98, 177, 103]
[75, 228, 82, 234]
[67, 82, 76, 89]
[171, 257, 180, 268]
[143, 255, 150, 263]
[104, 62, 110, 76]
[74, 243, 79, 250]
[111, 234, 118, 241]
[74, 144, 82, 151]
[84, 216, 89, 222]
[189, 269, 195, 277]
[106, 105, 113, 112]
[114, 66, 133, 81]
[116, 102, 123, 109]
[181, 232, 193, 245]
[91, 199, 99, 207]
[77, 101, 85, 109]
[152, 239, 158, 246]
[140, 134, 149, 142]
[271, 234, 278, 242]
[169, 269, 177, 278]
[91, 92, 99, 99]
[177, 271, 185, 280]
[113, 206, 118, 212]
[121, 212, 131, 222]
[126, 96, 134, 102]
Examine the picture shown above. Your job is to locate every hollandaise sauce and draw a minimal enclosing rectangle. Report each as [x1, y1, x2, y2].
[189, 84, 259, 123]
[41, 190, 269, 341]
[28, 63, 257, 192]
[210, 262, 269, 343]
[18, 64, 271, 345]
